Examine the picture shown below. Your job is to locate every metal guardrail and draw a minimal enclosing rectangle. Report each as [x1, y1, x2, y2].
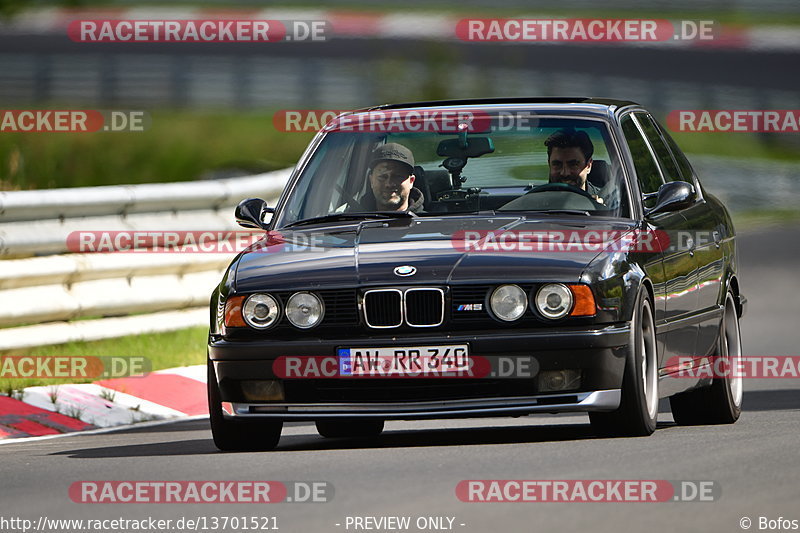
[0, 168, 292, 350]
[0, 171, 291, 257]
[0, 171, 291, 222]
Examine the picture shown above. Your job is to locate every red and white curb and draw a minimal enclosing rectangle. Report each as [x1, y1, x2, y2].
[0, 365, 207, 441]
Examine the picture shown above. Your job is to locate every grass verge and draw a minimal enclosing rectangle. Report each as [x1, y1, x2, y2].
[732, 208, 800, 231]
[677, 132, 800, 164]
[0, 326, 207, 395]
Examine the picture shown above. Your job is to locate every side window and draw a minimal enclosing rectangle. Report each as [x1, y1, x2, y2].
[635, 113, 683, 183]
[656, 121, 695, 184]
[621, 115, 663, 207]
[281, 135, 356, 222]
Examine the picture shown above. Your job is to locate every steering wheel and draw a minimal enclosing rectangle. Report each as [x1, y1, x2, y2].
[526, 182, 603, 205]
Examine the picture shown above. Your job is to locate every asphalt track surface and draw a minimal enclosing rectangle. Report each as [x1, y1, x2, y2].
[1, 223, 799, 533]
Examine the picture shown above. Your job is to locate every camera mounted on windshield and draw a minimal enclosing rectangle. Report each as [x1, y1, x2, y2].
[433, 124, 494, 210]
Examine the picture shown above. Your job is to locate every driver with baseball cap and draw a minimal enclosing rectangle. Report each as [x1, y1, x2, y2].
[367, 143, 424, 212]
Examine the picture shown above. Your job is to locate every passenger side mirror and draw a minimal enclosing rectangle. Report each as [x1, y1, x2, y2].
[645, 181, 696, 217]
[235, 198, 273, 229]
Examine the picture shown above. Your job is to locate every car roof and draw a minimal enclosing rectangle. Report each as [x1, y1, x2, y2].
[366, 97, 640, 118]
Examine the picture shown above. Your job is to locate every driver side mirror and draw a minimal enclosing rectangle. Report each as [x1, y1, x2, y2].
[644, 181, 696, 217]
[235, 198, 274, 229]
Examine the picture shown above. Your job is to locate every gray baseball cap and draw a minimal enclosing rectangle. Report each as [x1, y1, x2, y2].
[370, 143, 415, 172]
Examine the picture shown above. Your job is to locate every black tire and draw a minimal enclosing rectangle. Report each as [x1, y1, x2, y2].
[207, 360, 282, 451]
[590, 291, 658, 437]
[315, 418, 385, 439]
[669, 292, 743, 425]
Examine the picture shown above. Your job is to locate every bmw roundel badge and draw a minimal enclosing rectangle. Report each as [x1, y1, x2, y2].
[394, 265, 417, 277]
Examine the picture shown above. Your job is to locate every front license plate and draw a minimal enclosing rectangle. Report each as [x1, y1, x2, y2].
[338, 345, 470, 376]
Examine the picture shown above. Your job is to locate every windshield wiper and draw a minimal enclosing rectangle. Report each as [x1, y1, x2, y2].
[499, 209, 592, 216]
[528, 209, 592, 216]
[284, 211, 416, 228]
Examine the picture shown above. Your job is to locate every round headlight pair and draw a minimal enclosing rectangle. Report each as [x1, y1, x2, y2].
[489, 283, 574, 322]
[242, 294, 279, 329]
[242, 292, 324, 330]
[489, 285, 528, 322]
[535, 283, 573, 320]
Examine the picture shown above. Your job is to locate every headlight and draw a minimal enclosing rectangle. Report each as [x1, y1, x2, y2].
[242, 293, 280, 329]
[490, 284, 527, 322]
[285, 292, 324, 329]
[535, 283, 573, 319]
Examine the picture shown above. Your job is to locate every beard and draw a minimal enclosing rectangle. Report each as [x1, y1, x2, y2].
[378, 189, 403, 207]
[554, 176, 583, 189]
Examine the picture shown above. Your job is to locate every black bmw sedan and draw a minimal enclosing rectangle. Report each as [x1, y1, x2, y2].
[208, 98, 745, 451]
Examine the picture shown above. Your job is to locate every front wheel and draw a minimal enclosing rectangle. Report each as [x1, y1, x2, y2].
[590, 291, 658, 437]
[669, 291, 743, 425]
[208, 360, 282, 451]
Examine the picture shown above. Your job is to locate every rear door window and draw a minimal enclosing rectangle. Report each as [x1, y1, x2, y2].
[621, 114, 663, 207]
[656, 120, 696, 184]
[635, 112, 683, 183]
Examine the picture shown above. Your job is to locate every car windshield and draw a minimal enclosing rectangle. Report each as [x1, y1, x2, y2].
[275, 111, 631, 227]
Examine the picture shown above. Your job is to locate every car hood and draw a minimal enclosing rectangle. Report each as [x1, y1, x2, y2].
[234, 216, 637, 291]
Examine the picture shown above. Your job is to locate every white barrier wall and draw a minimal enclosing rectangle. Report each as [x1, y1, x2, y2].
[0, 169, 292, 350]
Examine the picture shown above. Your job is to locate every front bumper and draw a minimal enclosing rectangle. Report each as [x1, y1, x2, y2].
[221, 390, 621, 419]
[209, 324, 630, 419]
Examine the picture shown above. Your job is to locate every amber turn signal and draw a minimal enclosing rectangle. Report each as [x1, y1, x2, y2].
[568, 284, 597, 317]
[224, 295, 247, 327]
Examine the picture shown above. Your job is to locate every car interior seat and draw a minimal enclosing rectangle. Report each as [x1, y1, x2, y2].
[587, 159, 609, 189]
[413, 166, 452, 209]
